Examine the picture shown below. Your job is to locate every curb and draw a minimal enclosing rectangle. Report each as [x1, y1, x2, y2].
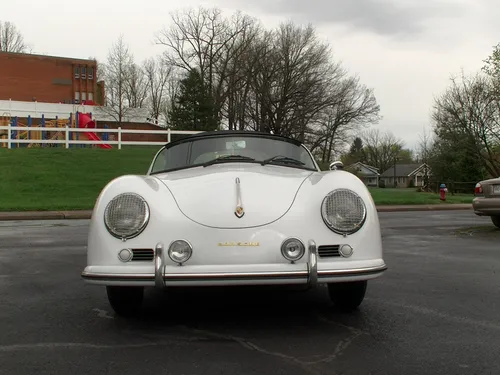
[0, 205, 472, 221]
[0, 210, 93, 221]
[376, 204, 472, 212]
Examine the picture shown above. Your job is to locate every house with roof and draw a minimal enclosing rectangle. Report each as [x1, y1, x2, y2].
[380, 163, 432, 187]
[345, 162, 380, 186]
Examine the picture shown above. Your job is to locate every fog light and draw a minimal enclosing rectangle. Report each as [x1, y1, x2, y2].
[118, 248, 132, 262]
[339, 244, 353, 257]
[281, 238, 305, 262]
[168, 240, 193, 264]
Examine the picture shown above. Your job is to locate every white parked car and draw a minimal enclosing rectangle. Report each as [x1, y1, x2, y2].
[82, 130, 387, 316]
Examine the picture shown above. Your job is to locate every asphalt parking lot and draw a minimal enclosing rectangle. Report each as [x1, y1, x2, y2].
[0, 211, 499, 375]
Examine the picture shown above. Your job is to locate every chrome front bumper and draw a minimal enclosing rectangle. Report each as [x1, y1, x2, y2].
[153, 240, 320, 288]
[81, 240, 387, 287]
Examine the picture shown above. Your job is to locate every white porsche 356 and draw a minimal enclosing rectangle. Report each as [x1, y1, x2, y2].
[82, 130, 387, 316]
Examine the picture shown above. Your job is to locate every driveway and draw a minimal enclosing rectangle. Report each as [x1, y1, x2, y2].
[0, 211, 498, 375]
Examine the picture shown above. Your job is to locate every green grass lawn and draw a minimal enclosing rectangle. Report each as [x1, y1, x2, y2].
[368, 187, 473, 205]
[0, 148, 474, 211]
[0, 147, 158, 211]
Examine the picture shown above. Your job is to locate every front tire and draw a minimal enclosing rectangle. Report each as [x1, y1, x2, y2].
[491, 216, 500, 229]
[327, 280, 367, 311]
[106, 286, 144, 317]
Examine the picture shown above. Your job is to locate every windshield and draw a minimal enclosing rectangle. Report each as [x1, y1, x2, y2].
[149, 134, 318, 174]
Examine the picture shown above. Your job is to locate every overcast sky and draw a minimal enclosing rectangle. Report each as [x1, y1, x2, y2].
[3, 0, 498, 151]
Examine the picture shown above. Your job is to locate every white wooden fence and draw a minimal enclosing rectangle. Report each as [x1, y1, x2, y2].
[0, 125, 202, 149]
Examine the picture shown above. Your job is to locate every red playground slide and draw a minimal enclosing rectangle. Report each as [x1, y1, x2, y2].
[77, 112, 112, 149]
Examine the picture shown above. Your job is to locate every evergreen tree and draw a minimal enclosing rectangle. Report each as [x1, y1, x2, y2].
[427, 133, 487, 183]
[168, 69, 218, 132]
[341, 137, 365, 166]
[349, 137, 363, 155]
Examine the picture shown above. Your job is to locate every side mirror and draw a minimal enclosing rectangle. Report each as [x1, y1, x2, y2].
[329, 161, 344, 170]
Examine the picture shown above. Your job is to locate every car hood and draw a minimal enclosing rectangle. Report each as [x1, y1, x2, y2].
[154, 163, 315, 228]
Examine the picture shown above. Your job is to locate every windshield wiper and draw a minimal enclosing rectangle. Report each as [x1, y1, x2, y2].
[261, 155, 305, 166]
[202, 155, 256, 167]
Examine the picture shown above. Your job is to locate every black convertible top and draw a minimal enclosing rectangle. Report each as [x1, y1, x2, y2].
[164, 130, 303, 149]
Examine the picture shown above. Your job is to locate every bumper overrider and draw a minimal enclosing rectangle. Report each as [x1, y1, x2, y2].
[81, 240, 388, 287]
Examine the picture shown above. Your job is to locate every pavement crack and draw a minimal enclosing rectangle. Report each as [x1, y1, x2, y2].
[305, 313, 368, 364]
[180, 325, 363, 374]
[303, 330, 364, 365]
[181, 326, 322, 374]
[314, 313, 369, 335]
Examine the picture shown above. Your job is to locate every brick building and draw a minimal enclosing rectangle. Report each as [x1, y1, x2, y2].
[0, 51, 105, 105]
[0, 52, 176, 145]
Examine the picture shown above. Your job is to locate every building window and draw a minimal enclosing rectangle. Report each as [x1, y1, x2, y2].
[82, 92, 87, 101]
[81, 67, 86, 79]
[74, 91, 80, 103]
[88, 67, 94, 79]
[88, 92, 94, 101]
[74, 66, 80, 78]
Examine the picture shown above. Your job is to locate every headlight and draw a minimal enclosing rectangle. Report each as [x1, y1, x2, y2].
[168, 240, 193, 264]
[104, 193, 150, 239]
[321, 189, 367, 234]
[281, 238, 305, 262]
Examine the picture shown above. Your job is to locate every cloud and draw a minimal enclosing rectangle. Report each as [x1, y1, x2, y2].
[239, 0, 469, 37]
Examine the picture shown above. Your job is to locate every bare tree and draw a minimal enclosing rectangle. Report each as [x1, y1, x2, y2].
[157, 69, 183, 127]
[100, 35, 134, 124]
[307, 75, 381, 163]
[360, 129, 405, 173]
[213, 11, 262, 128]
[155, 7, 261, 125]
[482, 42, 500, 85]
[432, 70, 500, 177]
[155, 6, 381, 152]
[143, 56, 173, 122]
[243, 22, 346, 139]
[155, 7, 223, 75]
[125, 63, 149, 109]
[238, 30, 277, 132]
[0, 21, 30, 52]
[155, 7, 225, 113]
[414, 126, 434, 163]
